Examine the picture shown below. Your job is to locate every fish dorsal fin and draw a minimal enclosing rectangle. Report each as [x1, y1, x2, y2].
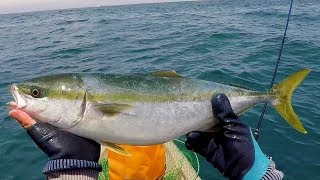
[95, 103, 132, 116]
[100, 141, 131, 156]
[151, 70, 182, 78]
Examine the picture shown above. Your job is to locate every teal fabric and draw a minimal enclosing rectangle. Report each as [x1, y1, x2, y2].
[243, 132, 270, 180]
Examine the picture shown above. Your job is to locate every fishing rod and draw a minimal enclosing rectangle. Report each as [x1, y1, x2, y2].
[254, 0, 294, 140]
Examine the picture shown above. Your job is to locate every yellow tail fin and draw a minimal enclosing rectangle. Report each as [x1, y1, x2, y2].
[271, 68, 311, 133]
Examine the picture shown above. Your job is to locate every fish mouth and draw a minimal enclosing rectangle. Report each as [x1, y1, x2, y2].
[8, 84, 27, 109]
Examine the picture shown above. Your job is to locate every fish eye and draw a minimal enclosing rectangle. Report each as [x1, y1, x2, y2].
[31, 89, 41, 98]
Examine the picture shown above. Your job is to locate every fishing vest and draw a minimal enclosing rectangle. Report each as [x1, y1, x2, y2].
[107, 144, 166, 180]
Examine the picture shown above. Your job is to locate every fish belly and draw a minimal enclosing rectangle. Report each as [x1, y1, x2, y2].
[66, 94, 269, 145]
[69, 101, 214, 145]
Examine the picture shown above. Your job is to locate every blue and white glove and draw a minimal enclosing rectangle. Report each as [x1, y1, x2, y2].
[185, 94, 284, 180]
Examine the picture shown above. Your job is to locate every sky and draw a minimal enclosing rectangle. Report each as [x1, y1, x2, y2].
[0, 0, 191, 14]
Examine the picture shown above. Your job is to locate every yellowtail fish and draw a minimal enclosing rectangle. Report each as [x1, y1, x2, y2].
[8, 69, 310, 155]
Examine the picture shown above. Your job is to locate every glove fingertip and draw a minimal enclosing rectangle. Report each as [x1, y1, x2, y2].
[186, 131, 202, 139]
[211, 94, 233, 114]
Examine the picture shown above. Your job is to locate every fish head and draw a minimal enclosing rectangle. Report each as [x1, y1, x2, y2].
[9, 82, 49, 113]
[9, 74, 84, 129]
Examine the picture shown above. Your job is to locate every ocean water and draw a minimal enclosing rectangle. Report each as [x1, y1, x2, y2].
[0, 0, 319, 179]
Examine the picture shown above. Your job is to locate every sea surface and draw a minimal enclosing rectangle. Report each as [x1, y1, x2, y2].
[0, 0, 319, 179]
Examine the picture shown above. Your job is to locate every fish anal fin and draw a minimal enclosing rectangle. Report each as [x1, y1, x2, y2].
[151, 70, 182, 78]
[100, 141, 131, 156]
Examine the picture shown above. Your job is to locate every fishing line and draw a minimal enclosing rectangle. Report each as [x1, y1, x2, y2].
[254, 0, 294, 140]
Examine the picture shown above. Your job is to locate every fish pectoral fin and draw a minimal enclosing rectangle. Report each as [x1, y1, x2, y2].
[100, 141, 131, 156]
[95, 103, 132, 116]
[151, 70, 182, 78]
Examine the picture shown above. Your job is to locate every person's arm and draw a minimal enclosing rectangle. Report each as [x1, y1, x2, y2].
[9, 109, 102, 180]
[185, 94, 284, 180]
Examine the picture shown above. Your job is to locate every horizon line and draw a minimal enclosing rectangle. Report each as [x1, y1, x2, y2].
[0, 0, 198, 15]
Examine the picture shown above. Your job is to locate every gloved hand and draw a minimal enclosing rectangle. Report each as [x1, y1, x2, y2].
[185, 94, 282, 180]
[9, 109, 102, 175]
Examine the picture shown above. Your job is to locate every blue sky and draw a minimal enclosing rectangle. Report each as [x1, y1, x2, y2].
[0, 0, 192, 14]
